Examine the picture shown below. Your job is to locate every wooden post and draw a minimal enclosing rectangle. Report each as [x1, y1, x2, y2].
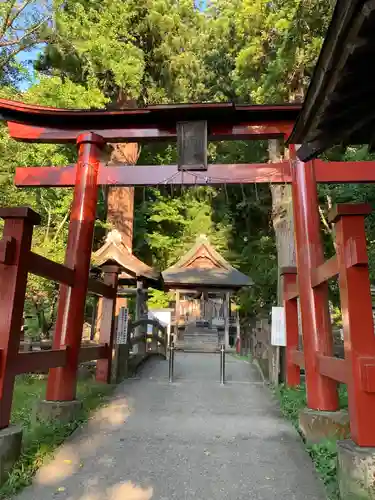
[46, 133, 105, 401]
[331, 204, 375, 446]
[135, 280, 145, 354]
[175, 289, 180, 342]
[96, 264, 121, 383]
[224, 292, 230, 349]
[290, 146, 339, 410]
[269, 140, 296, 386]
[0, 207, 40, 428]
[281, 267, 300, 387]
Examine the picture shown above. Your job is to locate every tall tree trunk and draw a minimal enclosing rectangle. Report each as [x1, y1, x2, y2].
[269, 140, 296, 384]
[107, 143, 139, 250]
[95, 143, 139, 341]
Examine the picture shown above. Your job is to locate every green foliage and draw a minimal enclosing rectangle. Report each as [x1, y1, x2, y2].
[147, 288, 172, 309]
[307, 441, 339, 500]
[276, 383, 306, 425]
[275, 384, 339, 499]
[0, 375, 114, 497]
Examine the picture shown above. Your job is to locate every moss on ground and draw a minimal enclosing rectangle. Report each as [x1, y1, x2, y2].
[275, 383, 348, 500]
[0, 374, 114, 498]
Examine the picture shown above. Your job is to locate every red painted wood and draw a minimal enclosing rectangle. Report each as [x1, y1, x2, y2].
[311, 256, 339, 288]
[28, 252, 75, 285]
[290, 349, 305, 368]
[329, 203, 372, 223]
[78, 344, 109, 363]
[87, 277, 117, 298]
[0, 208, 39, 428]
[335, 205, 375, 446]
[13, 349, 68, 374]
[316, 355, 348, 384]
[284, 283, 299, 301]
[282, 270, 301, 386]
[95, 265, 121, 383]
[7, 121, 293, 143]
[0, 98, 300, 113]
[46, 133, 105, 401]
[315, 161, 375, 184]
[359, 359, 375, 393]
[15, 162, 292, 187]
[290, 147, 339, 411]
[0, 236, 16, 265]
[15, 160, 375, 187]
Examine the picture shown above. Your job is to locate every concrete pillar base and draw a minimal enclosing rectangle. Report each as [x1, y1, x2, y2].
[37, 400, 82, 423]
[299, 408, 350, 443]
[0, 425, 22, 485]
[337, 439, 375, 499]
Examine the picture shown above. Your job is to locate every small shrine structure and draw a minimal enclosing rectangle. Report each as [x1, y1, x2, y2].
[92, 229, 161, 340]
[162, 235, 252, 349]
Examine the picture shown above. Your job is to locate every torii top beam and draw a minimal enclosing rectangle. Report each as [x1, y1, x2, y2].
[5, 97, 375, 187]
[0, 99, 300, 143]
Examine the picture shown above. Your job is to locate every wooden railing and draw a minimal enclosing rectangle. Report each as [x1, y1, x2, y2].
[282, 203, 375, 446]
[0, 207, 119, 429]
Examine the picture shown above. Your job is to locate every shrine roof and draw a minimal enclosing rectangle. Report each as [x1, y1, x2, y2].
[289, 0, 375, 161]
[162, 234, 253, 290]
[92, 230, 160, 285]
[0, 98, 301, 130]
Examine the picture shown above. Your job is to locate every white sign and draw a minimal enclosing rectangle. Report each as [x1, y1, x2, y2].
[117, 307, 129, 344]
[271, 306, 286, 346]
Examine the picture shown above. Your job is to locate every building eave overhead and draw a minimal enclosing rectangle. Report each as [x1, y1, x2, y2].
[289, 0, 375, 160]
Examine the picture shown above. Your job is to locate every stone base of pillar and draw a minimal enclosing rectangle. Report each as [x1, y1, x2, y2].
[299, 408, 350, 443]
[0, 425, 22, 485]
[37, 400, 82, 423]
[337, 439, 375, 499]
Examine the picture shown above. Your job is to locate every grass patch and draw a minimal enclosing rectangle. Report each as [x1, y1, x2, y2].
[275, 383, 348, 500]
[0, 374, 114, 498]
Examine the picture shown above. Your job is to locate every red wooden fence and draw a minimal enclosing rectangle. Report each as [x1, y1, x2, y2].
[0, 207, 118, 430]
[283, 203, 375, 446]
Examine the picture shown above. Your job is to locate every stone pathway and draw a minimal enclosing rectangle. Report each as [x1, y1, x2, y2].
[16, 353, 325, 500]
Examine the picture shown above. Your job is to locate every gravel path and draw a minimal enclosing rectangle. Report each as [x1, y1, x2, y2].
[15, 353, 325, 500]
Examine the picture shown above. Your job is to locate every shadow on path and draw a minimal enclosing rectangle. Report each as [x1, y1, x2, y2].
[15, 354, 325, 500]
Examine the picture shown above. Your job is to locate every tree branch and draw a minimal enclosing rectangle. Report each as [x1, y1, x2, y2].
[52, 208, 70, 243]
[0, 0, 17, 39]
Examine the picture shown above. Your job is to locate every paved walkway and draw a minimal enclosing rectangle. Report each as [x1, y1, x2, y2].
[16, 354, 325, 500]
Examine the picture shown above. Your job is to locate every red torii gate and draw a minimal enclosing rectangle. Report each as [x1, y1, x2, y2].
[1, 98, 375, 452]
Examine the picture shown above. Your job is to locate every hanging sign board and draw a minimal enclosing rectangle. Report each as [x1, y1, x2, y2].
[117, 307, 129, 344]
[271, 306, 286, 346]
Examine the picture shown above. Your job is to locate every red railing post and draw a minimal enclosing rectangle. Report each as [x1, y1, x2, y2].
[46, 133, 105, 401]
[289, 146, 339, 410]
[331, 204, 375, 446]
[281, 267, 300, 386]
[0, 207, 40, 428]
[95, 265, 121, 383]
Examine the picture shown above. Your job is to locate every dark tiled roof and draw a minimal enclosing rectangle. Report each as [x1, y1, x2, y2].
[92, 230, 160, 282]
[162, 235, 253, 289]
